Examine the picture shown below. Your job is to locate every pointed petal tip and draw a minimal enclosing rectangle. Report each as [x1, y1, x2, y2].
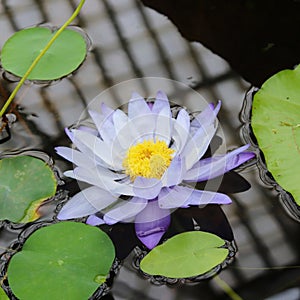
[135, 212, 171, 249]
[156, 90, 168, 101]
[86, 215, 105, 226]
[139, 232, 162, 249]
[65, 127, 74, 141]
[57, 209, 70, 221]
[131, 91, 143, 99]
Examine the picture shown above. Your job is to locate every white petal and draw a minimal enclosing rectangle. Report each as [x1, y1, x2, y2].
[88, 110, 116, 143]
[101, 102, 114, 117]
[171, 109, 190, 154]
[71, 129, 117, 169]
[181, 120, 217, 170]
[55, 146, 95, 169]
[112, 109, 143, 150]
[158, 186, 188, 209]
[103, 197, 148, 225]
[133, 177, 162, 200]
[64, 167, 134, 196]
[152, 90, 171, 114]
[161, 156, 185, 187]
[128, 92, 151, 119]
[154, 106, 172, 144]
[86, 215, 105, 226]
[57, 186, 117, 219]
[65, 128, 104, 165]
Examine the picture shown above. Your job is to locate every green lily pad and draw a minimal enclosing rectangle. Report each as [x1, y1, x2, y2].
[0, 155, 57, 222]
[1, 27, 87, 81]
[140, 231, 229, 278]
[252, 65, 300, 205]
[0, 287, 9, 300]
[7, 222, 115, 300]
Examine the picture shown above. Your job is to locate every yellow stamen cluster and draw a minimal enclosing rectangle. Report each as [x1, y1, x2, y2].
[123, 139, 174, 181]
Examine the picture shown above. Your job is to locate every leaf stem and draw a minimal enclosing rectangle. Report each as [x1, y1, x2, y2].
[0, 0, 86, 118]
[213, 275, 243, 300]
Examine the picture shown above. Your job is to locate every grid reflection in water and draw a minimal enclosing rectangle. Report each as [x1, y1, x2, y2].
[0, 0, 299, 299]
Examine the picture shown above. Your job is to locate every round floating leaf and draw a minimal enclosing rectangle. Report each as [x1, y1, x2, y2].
[0, 155, 56, 222]
[0, 287, 9, 300]
[140, 231, 229, 278]
[1, 27, 87, 80]
[252, 65, 300, 205]
[7, 222, 115, 300]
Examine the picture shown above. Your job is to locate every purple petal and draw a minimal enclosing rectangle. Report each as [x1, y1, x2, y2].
[184, 145, 256, 182]
[103, 197, 148, 225]
[158, 186, 231, 209]
[128, 92, 151, 119]
[101, 102, 114, 117]
[133, 177, 162, 200]
[191, 101, 221, 130]
[182, 189, 232, 206]
[86, 214, 105, 226]
[135, 200, 171, 249]
[162, 156, 185, 187]
[151, 90, 171, 114]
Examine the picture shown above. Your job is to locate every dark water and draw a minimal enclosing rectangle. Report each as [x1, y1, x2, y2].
[0, 1, 300, 300]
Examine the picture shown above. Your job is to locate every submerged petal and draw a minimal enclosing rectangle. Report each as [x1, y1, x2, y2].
[135, 200, 171, 249]
[57, 186, 117, 220]
[158, 185, 231, 209]
[184, 144, 255, 182]
[103, 197, 148, 225]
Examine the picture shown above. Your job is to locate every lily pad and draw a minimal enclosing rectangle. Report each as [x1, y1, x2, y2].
[0, 155, 56, 222]
[140, 231, 229, 278]
[252, 65, 300, 205]
[7, 222, 115, 300]
[0, 287, 9, 300]
[1, 27, 87, 81]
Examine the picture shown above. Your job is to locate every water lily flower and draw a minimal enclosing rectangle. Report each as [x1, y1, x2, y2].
[56, 91, 255, 249]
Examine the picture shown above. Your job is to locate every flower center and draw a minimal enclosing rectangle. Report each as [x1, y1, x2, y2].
[123, 139, 174, 180]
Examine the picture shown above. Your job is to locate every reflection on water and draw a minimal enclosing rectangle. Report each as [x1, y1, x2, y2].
[0, 1, 299, 299]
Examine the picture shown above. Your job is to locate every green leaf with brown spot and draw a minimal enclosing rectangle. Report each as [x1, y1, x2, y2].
[0, 155, 56, 222]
